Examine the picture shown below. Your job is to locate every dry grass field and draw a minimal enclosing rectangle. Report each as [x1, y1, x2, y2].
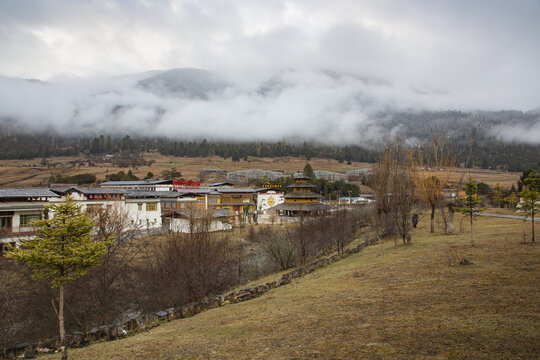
[0, 153, 371, 188]
[0, 153, 520, 189]
[44, 214, 539, 360]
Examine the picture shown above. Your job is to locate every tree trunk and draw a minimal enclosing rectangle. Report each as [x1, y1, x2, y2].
[448, 207, 455, 233]
[430, 204, 435, 233]
[532, 209, 535, 243]
[59, 285, 68, 360]
[470, 213, 474, 247]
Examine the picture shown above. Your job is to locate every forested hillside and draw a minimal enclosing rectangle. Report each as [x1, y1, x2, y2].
[1, 109, 539, 172]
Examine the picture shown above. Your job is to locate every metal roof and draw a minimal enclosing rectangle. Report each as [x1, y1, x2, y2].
[216, 188, 256, 194]
[254, 187, 284, 192]
[287, 183, 317, 189]
[0, 188, 60, 198]
[173, 188, 220, 195]
[123, 190, 164, 199]
[0, 204, 48, 211]
[163, 209, 235, 219]
[283, 192, 323, 199]
[100, 180, 172, 186]
[66, 187, 126, 195]
[209, 182, 234, 187]
[268, 202, 330, 211]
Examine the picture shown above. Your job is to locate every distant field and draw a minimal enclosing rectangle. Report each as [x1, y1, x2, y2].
[0, 152, 520, 189]
[44, 214, 539, 360]
[0, 153, 371, 187]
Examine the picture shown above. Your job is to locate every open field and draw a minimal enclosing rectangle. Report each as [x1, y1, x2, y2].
[0, 153, 520, 189]
[45, 214, 539, 359]
[0, 154, 371, 188]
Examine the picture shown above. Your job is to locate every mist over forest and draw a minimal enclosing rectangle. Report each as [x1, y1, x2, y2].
[1, 68, 539, 147]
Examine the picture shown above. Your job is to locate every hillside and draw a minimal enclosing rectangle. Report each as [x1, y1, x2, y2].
[45, 215, 539, 359]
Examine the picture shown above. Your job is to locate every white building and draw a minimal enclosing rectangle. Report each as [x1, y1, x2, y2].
[166, 209, 233, 233]
[100, 180, 174, 192]
[0, 188, 61, 254]
[256, 189, 285, 214]
[51, 187, 162, 230]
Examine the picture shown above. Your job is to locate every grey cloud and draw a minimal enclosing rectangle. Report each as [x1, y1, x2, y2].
[0, 0, 539, 142]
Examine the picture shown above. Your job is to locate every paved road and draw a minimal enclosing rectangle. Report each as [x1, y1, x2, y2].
[480, 213, 540, 221]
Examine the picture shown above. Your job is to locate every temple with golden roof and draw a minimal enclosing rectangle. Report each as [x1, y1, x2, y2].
[268, 174, 330, 216]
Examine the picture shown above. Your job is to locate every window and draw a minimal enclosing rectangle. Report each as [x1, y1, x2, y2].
[137, 203, 143, 211]
[146, 203, 158, 211]
[19, 214, 40, 226]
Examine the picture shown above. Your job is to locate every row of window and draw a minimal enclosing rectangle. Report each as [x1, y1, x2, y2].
[137, 203, 158, 211]
[19, 214, 41, 226]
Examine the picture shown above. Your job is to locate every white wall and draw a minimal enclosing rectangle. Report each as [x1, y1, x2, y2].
[124, 200, 162, 229]
[52, 194, 163, 230]
[169, 218, 232, 233]
[257, 191, 285, 213]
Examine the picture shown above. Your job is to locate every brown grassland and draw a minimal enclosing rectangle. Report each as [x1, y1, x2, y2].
[44, 213, 539, 359]
[0, 154, 370, 187]
[0, 153, 520, 189]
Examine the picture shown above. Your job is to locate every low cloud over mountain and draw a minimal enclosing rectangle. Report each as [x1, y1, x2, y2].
[0, 67, 539, 145]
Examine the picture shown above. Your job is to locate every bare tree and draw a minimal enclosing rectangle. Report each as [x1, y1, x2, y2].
[292, 210, 311, 264]
[260, 228, 298, 270]
[66, 204, 142, 328]
[372, 136, 416, 244]
[371, 145, 396, 237]
[413, 134, 456, 233]
[139, 209, 240, 308]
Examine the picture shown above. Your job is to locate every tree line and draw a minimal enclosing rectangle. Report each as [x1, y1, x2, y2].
[2, 122, 539, 172]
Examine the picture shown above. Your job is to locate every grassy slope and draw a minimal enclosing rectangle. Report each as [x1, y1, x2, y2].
[46, 216, 539, 360]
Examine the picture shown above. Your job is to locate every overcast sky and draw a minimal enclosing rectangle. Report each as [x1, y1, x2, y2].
[0, 0, 539, 142]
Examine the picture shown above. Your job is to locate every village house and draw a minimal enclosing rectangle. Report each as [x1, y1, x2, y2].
[165, 208, 234, 233]
[100, 179, 174, 191]
[0, 188, 61, 255]
[215, 187, 257, 214]
[50, 187, 162, 230]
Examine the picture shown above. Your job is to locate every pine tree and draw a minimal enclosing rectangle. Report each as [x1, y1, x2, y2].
[454, 179, 484, 246]
[6, 197, 111, 360]
[303, 163, 315, 179]
[520, 171, 539, 243]
[493, 183, 505, 208]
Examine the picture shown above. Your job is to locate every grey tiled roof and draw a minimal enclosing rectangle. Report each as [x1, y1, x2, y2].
[0, 188, 60, 198]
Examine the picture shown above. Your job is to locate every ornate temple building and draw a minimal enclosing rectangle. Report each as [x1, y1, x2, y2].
[268, 174, 330, 216]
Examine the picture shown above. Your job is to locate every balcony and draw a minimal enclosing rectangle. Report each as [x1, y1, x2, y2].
[0, 226, 37, 238]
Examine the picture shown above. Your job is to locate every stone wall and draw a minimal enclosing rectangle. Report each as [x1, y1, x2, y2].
[1, 237, 378, 359]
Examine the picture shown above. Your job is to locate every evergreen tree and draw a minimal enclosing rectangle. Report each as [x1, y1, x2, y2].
[521, 171, 539, 243]
[6, 197, 111, 360]
[303, 163, 315, 179]
[454, 179, 484, 246]
[493, 183, 505, 208]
